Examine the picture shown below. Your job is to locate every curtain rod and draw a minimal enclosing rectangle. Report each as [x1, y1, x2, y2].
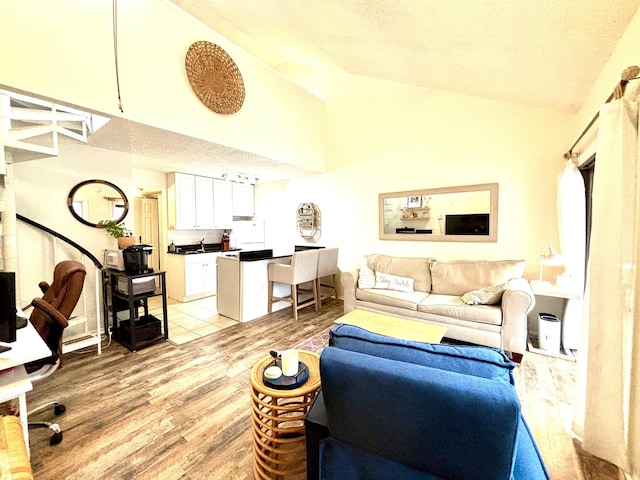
[564, 65, 640, 159]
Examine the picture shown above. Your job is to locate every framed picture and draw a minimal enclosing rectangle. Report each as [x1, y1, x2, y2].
[407, 195, 421, 208]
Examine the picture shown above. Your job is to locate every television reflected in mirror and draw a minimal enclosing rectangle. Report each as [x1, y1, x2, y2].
[379, 183, 498, 242]
[445, 213, 490, 235]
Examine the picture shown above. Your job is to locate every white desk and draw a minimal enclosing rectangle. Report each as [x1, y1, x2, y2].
[0, 321, 51, 456]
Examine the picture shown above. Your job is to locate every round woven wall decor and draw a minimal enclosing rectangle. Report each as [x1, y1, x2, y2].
[185, 41, 245, 115]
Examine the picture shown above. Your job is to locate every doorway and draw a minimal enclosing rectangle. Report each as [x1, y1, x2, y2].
[134, 196, 161, 273]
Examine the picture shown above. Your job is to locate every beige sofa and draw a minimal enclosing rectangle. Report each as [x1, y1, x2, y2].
[341, 254, 535, 360]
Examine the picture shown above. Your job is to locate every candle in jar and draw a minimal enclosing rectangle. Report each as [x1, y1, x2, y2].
[280, 349, 299, 376]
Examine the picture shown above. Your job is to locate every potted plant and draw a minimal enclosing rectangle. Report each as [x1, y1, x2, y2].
[98, 220, 135, 249]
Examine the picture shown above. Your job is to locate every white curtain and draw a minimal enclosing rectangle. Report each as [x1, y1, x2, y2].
[556, 161, 585, 349]
[574, 81, 640, 476]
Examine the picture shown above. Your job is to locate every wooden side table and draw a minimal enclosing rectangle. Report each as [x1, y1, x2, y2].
[250, 350, 321, 479]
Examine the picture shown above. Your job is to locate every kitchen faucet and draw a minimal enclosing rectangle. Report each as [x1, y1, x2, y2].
[199, 238, 205, 252]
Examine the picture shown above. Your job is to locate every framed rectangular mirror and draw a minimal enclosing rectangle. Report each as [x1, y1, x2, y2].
[379, 183, 498, 242]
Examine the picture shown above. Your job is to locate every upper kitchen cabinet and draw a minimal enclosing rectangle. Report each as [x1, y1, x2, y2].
[167, 172, 215, 229]
[194, 176, 215, 228]
[232, 182, 255, 217]
[213, 178, 233, 229]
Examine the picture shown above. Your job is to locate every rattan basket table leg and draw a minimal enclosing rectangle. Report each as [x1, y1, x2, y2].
[250, 351, 320, 479]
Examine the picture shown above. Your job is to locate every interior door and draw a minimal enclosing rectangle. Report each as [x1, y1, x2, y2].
[134, 197, 160, 273]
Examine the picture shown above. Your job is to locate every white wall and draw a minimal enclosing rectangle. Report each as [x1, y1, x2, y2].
[257, 77, 573, 279]
[11, 143, 134, 305]
[7, 0, 640, 294]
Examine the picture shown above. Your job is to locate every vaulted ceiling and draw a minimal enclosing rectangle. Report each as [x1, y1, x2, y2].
[171, 0, 640, 113]
[88, 1, 640, 183]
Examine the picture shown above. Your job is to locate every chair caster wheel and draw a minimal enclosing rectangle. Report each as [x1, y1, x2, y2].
[54, 404, 66, 415]
[50, 432, 63, 445]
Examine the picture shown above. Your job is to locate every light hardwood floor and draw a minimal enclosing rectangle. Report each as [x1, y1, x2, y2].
[28, 298, 621, 479]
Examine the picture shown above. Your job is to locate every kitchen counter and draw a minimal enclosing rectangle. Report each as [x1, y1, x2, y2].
[220, 247, 322, 262]
[168, 242, 240, 255]
[220, 249, 291, 262]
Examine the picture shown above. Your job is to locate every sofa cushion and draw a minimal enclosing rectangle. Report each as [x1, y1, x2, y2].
[320, 437, 441, 480]
[462, 282, 508, 305]
[356, 288, 428, 310]
[320, 347, 521, 479]
[366, 254, 433, 292]
[317, 387, 551, 480]
[513, 416, 552, 479]
[329, 323, 515, 384]
[357, 264, 376, 288]
[430, 259, 525, 296]
[373, 272, 415, 292]
[417, 294, 502, 326]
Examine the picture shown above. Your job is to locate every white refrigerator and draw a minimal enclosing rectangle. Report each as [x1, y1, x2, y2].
[230, 220, 265, 251]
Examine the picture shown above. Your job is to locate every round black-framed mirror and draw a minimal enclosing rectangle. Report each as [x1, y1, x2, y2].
[67, 179, 129, 228]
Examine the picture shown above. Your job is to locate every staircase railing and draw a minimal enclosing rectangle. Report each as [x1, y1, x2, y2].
[17, 214, 103, 354]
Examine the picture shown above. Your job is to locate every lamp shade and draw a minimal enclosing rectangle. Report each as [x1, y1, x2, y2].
[540, 244, 565, 266]
[533, 243, 565, 285]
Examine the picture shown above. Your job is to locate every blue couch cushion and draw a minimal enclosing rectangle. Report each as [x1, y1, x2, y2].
[330, 323, 515, 385]
[513, 416, 552, 478]
[320, 347, 521, 479]
[320, 437, 443, 480]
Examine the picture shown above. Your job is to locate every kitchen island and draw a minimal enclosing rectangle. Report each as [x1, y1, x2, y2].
[217, 249, 313, 322]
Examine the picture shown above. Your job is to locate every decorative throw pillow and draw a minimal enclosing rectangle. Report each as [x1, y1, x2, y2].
[461, 282, 508, 305]
[358, 264, 376, 289]
[373, 272, 415, 293]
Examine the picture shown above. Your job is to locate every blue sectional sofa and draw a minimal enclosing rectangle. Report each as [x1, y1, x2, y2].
[305, 324, 550, 479]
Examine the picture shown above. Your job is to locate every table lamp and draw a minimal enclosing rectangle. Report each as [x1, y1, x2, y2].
[532, 243, 565, 286]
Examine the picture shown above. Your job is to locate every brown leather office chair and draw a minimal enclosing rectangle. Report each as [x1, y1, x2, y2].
[23, 260, 86, 445]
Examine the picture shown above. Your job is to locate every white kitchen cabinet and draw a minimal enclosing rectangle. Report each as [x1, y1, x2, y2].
[167, 252, 219, 302]
[195, 176, 215, 229]
[171, 173, 195, 229]
[213, 178, 233, 229]
[232, 182, 255, 217]
[167, 172, 215, 229]
[185, 259, 217, 297]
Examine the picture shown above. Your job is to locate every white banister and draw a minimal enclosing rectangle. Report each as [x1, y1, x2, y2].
[19, 222, 103, 355]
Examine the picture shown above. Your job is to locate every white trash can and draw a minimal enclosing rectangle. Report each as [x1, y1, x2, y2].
[538, 313, 561, 354]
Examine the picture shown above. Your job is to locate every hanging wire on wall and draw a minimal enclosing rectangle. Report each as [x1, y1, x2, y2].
[113, 0, 124, 112]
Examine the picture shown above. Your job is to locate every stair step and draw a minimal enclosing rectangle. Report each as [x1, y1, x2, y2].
[1, 89, 108, 164]
[62, 333, 101, 354]
[67, 315, 87, 329]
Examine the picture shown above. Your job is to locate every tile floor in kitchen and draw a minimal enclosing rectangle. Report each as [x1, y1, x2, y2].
[147, 295, 239, 345]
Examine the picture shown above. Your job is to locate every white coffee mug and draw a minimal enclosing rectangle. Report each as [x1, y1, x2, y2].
[281, 349, 299, 376]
